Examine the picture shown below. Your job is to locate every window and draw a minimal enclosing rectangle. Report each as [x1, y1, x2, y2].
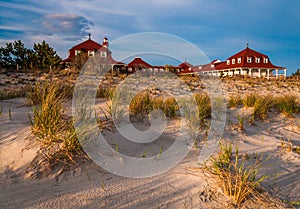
[75, 50, 80, 56]
[101, 51, 107, 57]
[264, 58, 268, 63]
[232, 59, 235, 64]
[88, 51, 94, 57]
[238, 58, 242, 63]
[256, 57, 260, 63]
[247, 57, 252, 63]
[227, 60, 230, 65]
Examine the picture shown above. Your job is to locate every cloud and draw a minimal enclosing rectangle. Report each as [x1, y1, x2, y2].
[38, 14, 94, 41]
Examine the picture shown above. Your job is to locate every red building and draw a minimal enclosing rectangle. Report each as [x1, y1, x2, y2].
[63, 37, 285, 78]
[127, 57, 153, 72]
[190, 45, 286, 78]
[63, 34, 117, 64]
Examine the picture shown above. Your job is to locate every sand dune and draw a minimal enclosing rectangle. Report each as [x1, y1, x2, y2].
[0, 78, 299, 208]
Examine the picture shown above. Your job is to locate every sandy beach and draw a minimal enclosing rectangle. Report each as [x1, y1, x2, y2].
[0, 76, 300, 209]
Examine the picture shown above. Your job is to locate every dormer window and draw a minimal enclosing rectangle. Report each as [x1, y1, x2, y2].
[264, 58, 268, 63]
[238, 58, 242, 63]
[101, 51, 107, 57]
[256, 57, 260, 63]
[227, 60, 230, 65]
[247, 57, 252, 63]
[88, 51, 94, 57]
[232, 59, 235, 64]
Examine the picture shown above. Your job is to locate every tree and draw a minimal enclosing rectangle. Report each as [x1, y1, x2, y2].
[0, 43, 14, 69]
[33, 40, 61, 72]
[11, 40, 28, 71]
[292, 68, 300, 76]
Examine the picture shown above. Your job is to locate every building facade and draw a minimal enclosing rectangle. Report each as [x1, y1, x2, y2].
[63, 37, 286, 78]
[191, 46, 286, 78]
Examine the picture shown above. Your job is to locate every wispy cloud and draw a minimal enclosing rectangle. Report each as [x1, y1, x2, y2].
[38, 14, 94, 41]
[0, 0, 299, 72]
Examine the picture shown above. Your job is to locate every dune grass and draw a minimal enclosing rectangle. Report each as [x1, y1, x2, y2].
[228, 95, 242, 108]
[253, 95, 274, 120]
[0, 84, 32, 100]
[28, 81, 83, 170]
[275, 94, 299, 117]
[205, 142, 267, 206]
[243, 93, 258, 108]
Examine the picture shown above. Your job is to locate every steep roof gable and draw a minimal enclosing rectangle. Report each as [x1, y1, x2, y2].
[71, 39, 103, 51]
[228, 47, 268, 60]
[128, 57, 152, 68]
[214, 46, 284, 70]
[178, 61, 193, 69]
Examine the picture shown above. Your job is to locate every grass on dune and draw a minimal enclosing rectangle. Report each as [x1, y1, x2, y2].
[28, 81, 83, 172]
[205, 142, 267, 206]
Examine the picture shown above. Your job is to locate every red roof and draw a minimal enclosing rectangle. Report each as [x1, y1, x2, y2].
[128, 57, 152, 68]
[178, 61, 193, 69]
[215, 47, 284, 70]
[70, 39, 102, 51]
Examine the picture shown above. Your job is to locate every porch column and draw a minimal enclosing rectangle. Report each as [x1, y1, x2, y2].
[284, 68, 287, 78]
[267, 69, 270, 79]
[249, 69, 252, 77]
[258, 69, 261, 78]
[275, 69, 279, 78]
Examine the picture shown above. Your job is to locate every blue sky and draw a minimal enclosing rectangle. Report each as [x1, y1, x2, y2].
[0, 0, 299, 74]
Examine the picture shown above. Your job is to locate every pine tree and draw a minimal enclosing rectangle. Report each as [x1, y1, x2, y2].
[292, 68, 300, 76]
[33, 40, 61, 72]
[11, 40, 27, 71]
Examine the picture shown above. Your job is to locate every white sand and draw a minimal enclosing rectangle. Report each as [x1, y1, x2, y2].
[0, 96, 299, 209]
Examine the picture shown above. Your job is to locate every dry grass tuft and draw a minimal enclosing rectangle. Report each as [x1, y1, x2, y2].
[243, 93, 258, 108]
[253, 95, 274, 120]
[205, 142, 267, 206]
[228, 95, 242, 108]
[29, 81, 84, 175]
[275, 94, 299, 117]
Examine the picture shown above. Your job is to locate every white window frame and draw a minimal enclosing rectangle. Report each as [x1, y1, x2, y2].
[227, 60, 230, 65]
[256, 57, 260, 63]
[238, 58, 242, 63]
[247, 57, 252, 63]
[232, 59, 235, 64]
[264, 58, 268, 63]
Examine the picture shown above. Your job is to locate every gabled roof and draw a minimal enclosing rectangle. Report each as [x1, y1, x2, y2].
[227, 47, 267, 60]
[178, 61, 193, 69]
[70, 39, 103, 51]
[128, 57, 152, 68]
[215, 47, 284, 70]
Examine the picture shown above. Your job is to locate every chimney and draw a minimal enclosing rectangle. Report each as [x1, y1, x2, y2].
[102, 37, 109, 48]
